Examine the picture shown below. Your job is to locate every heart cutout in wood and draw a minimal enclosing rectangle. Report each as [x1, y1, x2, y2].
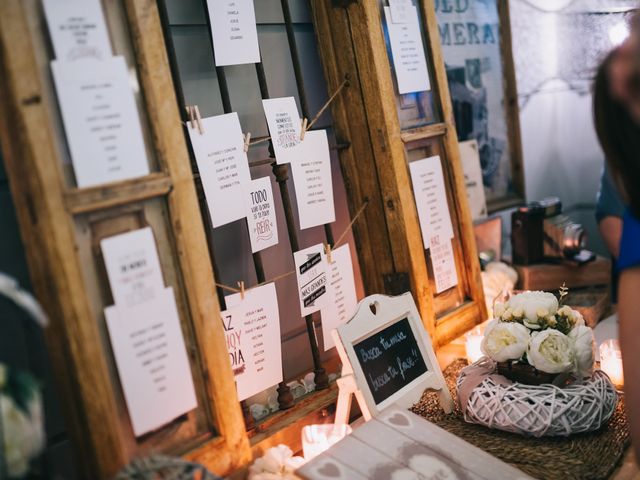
[369, 301, 378, 315]
[388, 412, 410, 427]
[317, 462, 341, 478]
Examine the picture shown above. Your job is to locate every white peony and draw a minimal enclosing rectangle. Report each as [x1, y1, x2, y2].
[528, 329, 574, 374]
[2, 393, 45, 478]
[571, 309, 585, 328]
[248, 445, 305, 480]
[569, 326, 595, 378]
[481, 320, 530, 362]
[507, 291, 558, 323]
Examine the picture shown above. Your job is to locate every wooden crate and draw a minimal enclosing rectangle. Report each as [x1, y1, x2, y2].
[514, 256, 611, 292]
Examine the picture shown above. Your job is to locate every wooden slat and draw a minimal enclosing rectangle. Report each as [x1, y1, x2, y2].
[64, 173, 173, 214]
[434, 301, 482, 347]
[400, 122, 447, 143]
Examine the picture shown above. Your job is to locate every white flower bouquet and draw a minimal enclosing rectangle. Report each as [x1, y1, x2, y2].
[0, 363, 45, 478]
[481, 289, 596, 384]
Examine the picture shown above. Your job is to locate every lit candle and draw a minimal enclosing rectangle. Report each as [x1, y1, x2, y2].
[600, 339, 624, 387]
[301, 424, 352, 461]
[465, 324, 485, 363]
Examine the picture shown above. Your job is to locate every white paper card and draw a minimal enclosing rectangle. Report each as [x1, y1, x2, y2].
[388, 0, 412, 24]
[207, 0, 260, 66]
[262, 97, 302, 165]
[43, 0, 112, 61]
[245, 177, 278, 252]
[51, 57, 150, 187]
[100, 227, 164, 308]
[225, 283, 283, 401]
[459, 139, 488, 220]
[384, 6, 431, 94]
[104, 287, 198, 436]
[187, 113, 251, 227]
[409, 155, 454, 250]
[290, 130, 336, 230]
[321, 245, 358, 351]
[430, 235, 458, 293]
[294, 244, 330, 316]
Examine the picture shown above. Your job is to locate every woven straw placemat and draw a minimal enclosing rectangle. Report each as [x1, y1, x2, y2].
[411, 359, 630, 480]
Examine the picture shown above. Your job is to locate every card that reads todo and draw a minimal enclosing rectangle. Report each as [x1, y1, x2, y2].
[51, 56, 150, 188]
[294, 244, 330, 316]
[207, 0, 260, 66]
[224, 283, 283, 401]
[244, 177, 279, 253]
[262, 97, 302, 165]
[187, 113, 251, 228]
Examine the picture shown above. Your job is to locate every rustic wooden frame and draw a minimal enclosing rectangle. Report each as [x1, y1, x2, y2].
[0, 0, 250, 477]
[311, 0, 487, 347]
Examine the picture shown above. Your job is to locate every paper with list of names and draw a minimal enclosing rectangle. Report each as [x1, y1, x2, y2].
[430, 235, 458, 293]
[262, 97, 303, 165]
[51, 57, 150, 188]
[245, 177, 279, 253]
[207, 0, 260, 66]
[290, 130, 336, 230]
[42, 0, 112, 61]
[225, 283, 283, 401]
[321, 244, 358, 351]
[409, 155, 454, 250]
[384, 6, 431, 94]
[294, 244, 330, 316]
[187, 113, 251, 228]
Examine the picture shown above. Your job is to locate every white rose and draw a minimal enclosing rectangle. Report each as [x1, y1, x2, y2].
[481, 320, 530, 362]
[528, 329, 574, 374]
[507, 291, 558, 323]
[569, 326, 595, 378]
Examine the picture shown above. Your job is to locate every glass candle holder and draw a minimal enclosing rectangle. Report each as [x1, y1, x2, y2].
[599, 339, 624, 387]
[301, 424, 352, 461]
[465, 325, 485, 363]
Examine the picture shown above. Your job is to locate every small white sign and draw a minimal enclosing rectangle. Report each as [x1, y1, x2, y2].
[187, 113, 251, 228]
[294, 244, 330, 316]
[459, 139, 488, 221]
[430, 235, 458, 294]
[104, 287, 198, 437]
[245, 177, 278, 253]
[51, 57, 150, 188]
[42, 0, 112, 61]
[225, 283, 283, 401]
[100, 227, 165, 308]
[384, 6, 431, 94]
[409, 155, 454, 250]
[207, 0, 260, 66]
[290, 130, 336, 230]
[321, 244, 358, 351]
[262, 97, 302, 165]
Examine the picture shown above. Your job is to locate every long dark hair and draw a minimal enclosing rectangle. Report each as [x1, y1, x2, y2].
[593, 52, 640, 218]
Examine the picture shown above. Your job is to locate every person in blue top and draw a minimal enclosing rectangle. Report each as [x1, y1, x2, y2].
[593, 16, 640, 462]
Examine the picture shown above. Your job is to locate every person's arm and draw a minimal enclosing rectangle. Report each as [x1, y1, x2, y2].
[618, 267, 640, 462]
[598, 216, 623, 258]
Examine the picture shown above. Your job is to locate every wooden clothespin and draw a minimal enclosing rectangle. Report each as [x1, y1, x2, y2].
[324, 243, 333, 264]
[237, 280, 245, 300]
[193, 105, 204, 135]
[300, 117, 308, 141]
[243, 132, 252, 153]
[186, 105, 196, 130]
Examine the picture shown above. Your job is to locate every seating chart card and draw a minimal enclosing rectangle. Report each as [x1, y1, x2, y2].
[51, 56, 150, 187]
[262, 97, 302, 165]
[187, 113, 251, 228]
[384, 6, 431, 94]
[294, 244, 330, 316]
[245, 177, 279, 253]
[43, 0, 112, 61]
[321, 245, 358, 351]
[290, 130, 336, 230]
[430, 235, 459, 294]
[409, 155, 454, 249]
[224, 283, 283, 401]
[207, 0, 260, 66]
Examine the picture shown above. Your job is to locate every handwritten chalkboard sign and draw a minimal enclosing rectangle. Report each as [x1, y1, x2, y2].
[354, 317, 428, 405]
[333, 293, 452, 423]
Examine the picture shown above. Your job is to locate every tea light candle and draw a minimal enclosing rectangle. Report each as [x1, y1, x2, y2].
[301, 424, 352, 461]
[465, 324, 485, 363]
[600, 339, 624, 387]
